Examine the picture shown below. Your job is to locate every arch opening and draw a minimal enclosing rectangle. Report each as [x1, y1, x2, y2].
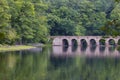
[72, 46, 78, 52]
[99, 39, 106, 46]
[62, 39, 69, 47]
[90, 39, 96, 46]
[117, 39, 120, 45]
[81, 39, 87, 47]
[63, 46, 68, 52]
[108, 39, 115, 46]
[72, 39, 78, 46]
[71, 39, 78, 52]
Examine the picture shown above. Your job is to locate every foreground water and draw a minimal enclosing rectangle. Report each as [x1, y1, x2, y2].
[0, 46, 120, 80]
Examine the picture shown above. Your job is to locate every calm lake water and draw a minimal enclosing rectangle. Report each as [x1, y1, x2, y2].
[0, 46, 120, 80]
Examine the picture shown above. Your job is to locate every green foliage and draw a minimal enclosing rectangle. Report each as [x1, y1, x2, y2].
[47, 0, 113, 36]
[5, 0, 49, 44]
[101, 19, 120, 36]
[0, 0, 120, 44]
[115, 0, 120, 2]
[10, 1, 36, 43]
[0, 0, 11, 44]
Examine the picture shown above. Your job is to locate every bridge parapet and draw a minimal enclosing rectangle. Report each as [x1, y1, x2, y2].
[50, 36, 120, 46]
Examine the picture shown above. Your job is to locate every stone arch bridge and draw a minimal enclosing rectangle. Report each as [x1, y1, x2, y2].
[50, 36, 120, 46]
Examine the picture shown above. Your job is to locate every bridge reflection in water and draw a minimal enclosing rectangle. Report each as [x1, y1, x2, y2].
[52, 46, 120, 57]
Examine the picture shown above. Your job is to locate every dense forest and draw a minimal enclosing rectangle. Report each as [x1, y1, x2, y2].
[0, 0, 120, 44]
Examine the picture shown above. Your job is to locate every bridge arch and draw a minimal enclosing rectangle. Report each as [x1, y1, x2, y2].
[53, 38, 62, 46]
[99, 39, 106, 46]
[62, 39, 69, 46]
[108, 39, 115, 46]
[90, 39, 96, 46]
[51, 36, 120, 46]
[71, 39, 78, 46]
[81, 39, 88, 46]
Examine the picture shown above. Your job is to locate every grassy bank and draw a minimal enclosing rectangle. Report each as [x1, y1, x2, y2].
[0, 45, 36, 52]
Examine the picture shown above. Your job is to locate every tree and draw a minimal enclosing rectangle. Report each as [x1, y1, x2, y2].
[48, 4, 86, 36]
[9, 0, 49, 44]
[0, 0, 17, 44]
[101, 2, 120, 36]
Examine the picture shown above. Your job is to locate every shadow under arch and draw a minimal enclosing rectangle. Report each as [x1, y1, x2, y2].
[63, 46, 68, 52]
[109, 46, 115, 53]
[99, 46, 106, 53]
[62, 39, 69, 47]
[90, 39, 97, 46]
[72, 39, 78, 46]
[117, 39, 120, 45]
[81, 46, 87, 52]
[80, 39, 87, 52]
[108, 39, 115, 46]
[99, 39, 106, 46]
[81, 39, 88, 47]
[90, 46, 96, 53]
[71, 39, 78, 52]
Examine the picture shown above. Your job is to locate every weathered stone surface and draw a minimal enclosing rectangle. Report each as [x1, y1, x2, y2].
[50, 36, 120, 46]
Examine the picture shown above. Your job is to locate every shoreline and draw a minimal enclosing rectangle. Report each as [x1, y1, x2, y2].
[0, 45, 36, 52]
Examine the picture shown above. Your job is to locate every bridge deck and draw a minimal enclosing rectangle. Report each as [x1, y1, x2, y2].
[51, 36, 120, 46]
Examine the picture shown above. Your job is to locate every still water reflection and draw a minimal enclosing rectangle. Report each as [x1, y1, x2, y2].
[0, 46, 120, 80]
[52, 46, 120, 57]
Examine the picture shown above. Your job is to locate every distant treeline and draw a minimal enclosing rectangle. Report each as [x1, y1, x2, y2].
[0, 0, 120, 44]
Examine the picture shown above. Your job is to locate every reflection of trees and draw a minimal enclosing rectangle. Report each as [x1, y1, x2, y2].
[82, 58, 120, 80]
[1, 48, 120, 80]
[0, 53, 10, 80]
[0, 48, 49, 80]
[47, 56, 85, 80]
[13, 49, 48, 80]
[47, 57, 120, 80]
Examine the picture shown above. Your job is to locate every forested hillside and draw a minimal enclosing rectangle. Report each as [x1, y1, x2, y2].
[0, 0, 120, 44]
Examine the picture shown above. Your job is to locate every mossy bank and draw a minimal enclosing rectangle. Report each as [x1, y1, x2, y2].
[0, 45, 36, 52]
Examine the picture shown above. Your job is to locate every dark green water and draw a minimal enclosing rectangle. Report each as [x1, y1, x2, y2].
[0, 46, 120, 80]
